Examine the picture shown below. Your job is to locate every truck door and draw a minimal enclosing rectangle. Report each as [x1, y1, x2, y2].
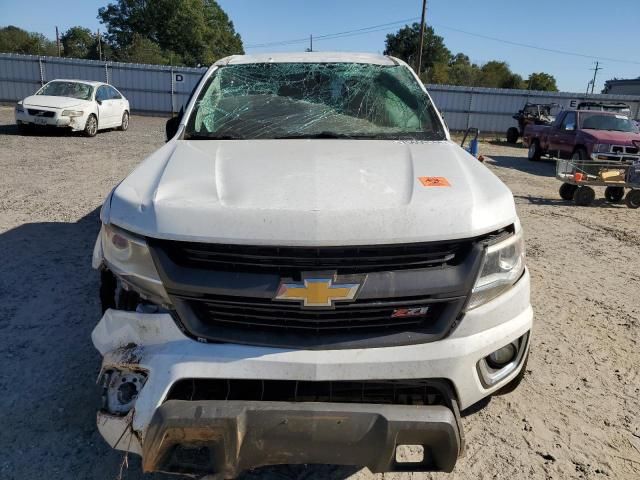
[549, 111, 577, 158]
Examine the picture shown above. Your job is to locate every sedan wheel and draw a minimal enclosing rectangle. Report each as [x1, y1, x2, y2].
[84, 114, 98, 137]
[119, 111, 129, 131]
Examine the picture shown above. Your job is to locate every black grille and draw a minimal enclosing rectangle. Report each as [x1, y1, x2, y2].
[27, 109, 55, 117]
[166, 378, 449, 406]
[151, 239, 469, 275]
[186, 295, 448, 334]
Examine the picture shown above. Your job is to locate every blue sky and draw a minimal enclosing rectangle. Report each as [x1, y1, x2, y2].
[1, 0, 638, 92]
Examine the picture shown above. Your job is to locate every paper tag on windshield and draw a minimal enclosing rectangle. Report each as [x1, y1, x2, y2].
[615, 115, 627, 119]
[418, 176, 451, 187]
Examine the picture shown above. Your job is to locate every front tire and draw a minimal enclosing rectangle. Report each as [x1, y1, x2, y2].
[17, 122, 31, 135]
[84, 114, 98, 137]
[559, 183, 578, 200]
[572, 148, 587, 161]
[506, 127, 519, 144]
[119, 111, 129, 131]
[527, 141, 542, 161]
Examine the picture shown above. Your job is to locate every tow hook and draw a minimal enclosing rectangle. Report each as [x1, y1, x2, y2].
[100, 369, 147, 415]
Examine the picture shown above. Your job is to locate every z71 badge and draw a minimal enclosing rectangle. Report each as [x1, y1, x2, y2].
[391, 307, 430, 318]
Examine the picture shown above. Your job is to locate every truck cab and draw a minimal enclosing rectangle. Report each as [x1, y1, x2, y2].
[92, 52, 532, 477]
[523, 109, 640, 162]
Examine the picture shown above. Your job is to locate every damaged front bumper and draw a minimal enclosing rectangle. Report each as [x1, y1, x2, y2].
[143, 400, 461, 476]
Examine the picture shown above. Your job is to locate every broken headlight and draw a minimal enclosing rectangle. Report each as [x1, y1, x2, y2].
[467, 230, 525, 310]
[100, 223, 170, 305]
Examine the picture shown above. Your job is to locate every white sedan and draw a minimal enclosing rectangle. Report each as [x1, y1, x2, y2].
[14, 79, 130, 137]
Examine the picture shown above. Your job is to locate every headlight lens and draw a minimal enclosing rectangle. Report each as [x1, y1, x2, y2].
[593, 143, 610, 153]
[15, 102, 24, 113]
[467, 231, 525, 310]
[61, 110, 84, 117]
[100, 224, 170, 305]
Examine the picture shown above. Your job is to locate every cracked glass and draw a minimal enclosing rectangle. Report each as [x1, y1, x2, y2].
[184, 63, 446, 140]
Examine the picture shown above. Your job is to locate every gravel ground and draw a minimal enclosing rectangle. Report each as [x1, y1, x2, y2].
[0, 106, 638, 479]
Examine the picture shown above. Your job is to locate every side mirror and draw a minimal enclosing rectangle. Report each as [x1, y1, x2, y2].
[165, 107, 184, 141]
[96, 99, 102, 105]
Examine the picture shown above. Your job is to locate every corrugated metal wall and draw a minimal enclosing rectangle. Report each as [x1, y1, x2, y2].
[2, 53, 640, 126]
[0, 53, 206, 115]
[426, 84, 640, 133]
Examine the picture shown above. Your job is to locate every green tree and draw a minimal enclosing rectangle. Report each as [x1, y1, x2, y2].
[477, 61, 523, 89]
[117, 33, 178, 64]
[447, 53, 480, 86]
[97, 0, 243, 66]
[384, 24, 451, 76]
[61, 26, 95, 59]
[526, 72, 558, 91]
[0, 25, 57, 55]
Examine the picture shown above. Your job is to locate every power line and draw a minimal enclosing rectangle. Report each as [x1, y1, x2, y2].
[246, 16, 640, 67]
[433, 23, 640, 65]
[245, 17, 420, 49]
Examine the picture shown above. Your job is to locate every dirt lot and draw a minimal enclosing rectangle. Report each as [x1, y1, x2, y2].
[0, 106, 638, 480]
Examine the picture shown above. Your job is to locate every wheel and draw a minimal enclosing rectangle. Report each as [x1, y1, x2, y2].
[84, 114, 98, 137]
[573, 186, 595, 206]
[572, 148, 587, 160]
[119, 111, 129, 131]
[604, 186, 625, 203]
[506, 127, 519, 144]
[494, 350, 529, 396]
[559, 183, 578, 201]
[625, 189, 640, 209]
[527, 141, 542, 161]
[17, 122, 31, 135]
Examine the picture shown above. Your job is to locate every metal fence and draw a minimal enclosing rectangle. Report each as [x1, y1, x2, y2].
[2, 53, 640, 129]
[0, 53, 206, 115]
[425, 84, 640, 133]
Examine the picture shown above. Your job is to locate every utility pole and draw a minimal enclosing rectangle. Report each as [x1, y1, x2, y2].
[589, 61, 602, 94]
[416, 0, 427, 78]
[55, 26, 61, 56]
[309, 34, 313, 52]
[97, 29, 102, 61]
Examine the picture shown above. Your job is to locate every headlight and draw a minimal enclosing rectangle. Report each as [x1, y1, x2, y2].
[61, 110, 84, 117]
[100, 223, 171, 305]
[467, 230, 525, 310]
[15, 102, 24, 113]
[593, 143, 610, 153]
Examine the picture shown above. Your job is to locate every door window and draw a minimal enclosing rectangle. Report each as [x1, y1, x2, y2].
[96, 86, 109, 102]
[107, 86, 122, 99]
[561, 112, 576, 131]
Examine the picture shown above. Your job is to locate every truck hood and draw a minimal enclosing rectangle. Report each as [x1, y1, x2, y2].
[22, 95, 88, 110]
[107, 140, 517, 245]
[582, 129, 640, 144]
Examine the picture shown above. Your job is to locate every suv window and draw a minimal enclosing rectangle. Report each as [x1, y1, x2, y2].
[561, 112, 576, 131]
[107, 86, 122, 99]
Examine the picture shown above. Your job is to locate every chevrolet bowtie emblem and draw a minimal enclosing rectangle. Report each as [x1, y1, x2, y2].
[274, 274, 364, 308]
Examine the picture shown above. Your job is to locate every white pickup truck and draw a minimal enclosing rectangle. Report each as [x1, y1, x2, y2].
[92, 52, 532, 477]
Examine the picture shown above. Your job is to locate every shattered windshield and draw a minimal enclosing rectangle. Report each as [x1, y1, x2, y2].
[37, 81, 93, 100]
[184, 63, 446, 140]
[580, 113, 638, 133]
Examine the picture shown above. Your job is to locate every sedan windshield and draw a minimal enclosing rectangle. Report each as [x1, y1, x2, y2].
[37, 81, 93, 101]
[580, 113, 638, 133]
[185, 63, 446, 140]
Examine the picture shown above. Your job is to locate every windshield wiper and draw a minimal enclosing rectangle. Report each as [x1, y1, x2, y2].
[184, 132, 245, 140]
[273, 131, 357, 139]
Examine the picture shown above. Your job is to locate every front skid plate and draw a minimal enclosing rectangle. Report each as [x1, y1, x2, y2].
[143, 400, 461, 477]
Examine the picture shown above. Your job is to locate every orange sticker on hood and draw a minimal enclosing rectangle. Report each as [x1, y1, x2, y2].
[418, 176, 451, 187]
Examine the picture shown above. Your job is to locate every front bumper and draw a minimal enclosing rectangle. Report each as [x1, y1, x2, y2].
[15, 110, 86, 131]
[143, 400, 461, 476]
[92, 270, 532, 471]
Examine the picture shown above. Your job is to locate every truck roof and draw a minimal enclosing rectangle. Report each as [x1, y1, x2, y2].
[214, 52, 400, 67]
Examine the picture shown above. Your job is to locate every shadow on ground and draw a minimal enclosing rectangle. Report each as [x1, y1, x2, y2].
[486, 155, 556, 177]
[0, 209, 372, 480]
